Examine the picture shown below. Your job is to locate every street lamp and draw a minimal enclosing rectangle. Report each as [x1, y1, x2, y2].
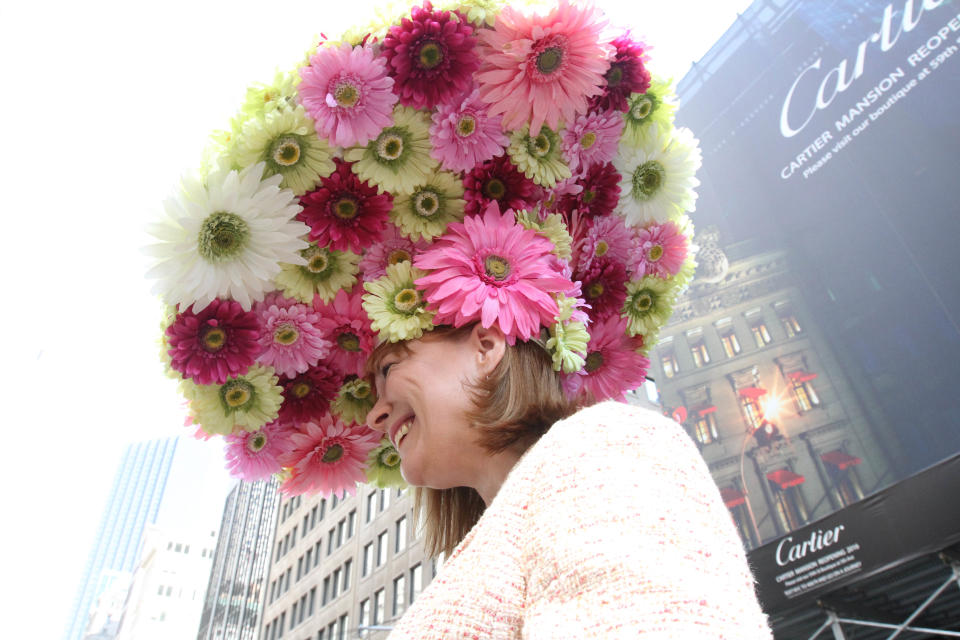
[738, 396, 785, 547]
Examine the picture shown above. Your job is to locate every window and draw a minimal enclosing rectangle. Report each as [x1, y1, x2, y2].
[276, 541, 283, 562]
[362, 542, 373, 577]
[290, 603, 297, 630]
[306, 548, 312, 572]
[297, 556, 303, 580]
[291, 525, 297, 546]
[366, 491, 376, 523]
[393, 574, 406, 617]
[303, 514, 309, 534]
[337, 519, 345, 547]
[309, 586, 316, 616]
[359, 599, 370, 628]
[373, 589, 385, 624]
[739, 394, 763, 431]
[319, 498, 326, 521]
[720, 331, 741, 357]
[327, 620, 336, 640]
[314, 542, 322, 567]
[410, 563, 422, 603]
[342, 559, 352, 591]
[395, 516, 407, 553]
[286, 568, 292, 592]
[347, 509, 356, 538]
[278, 612, 285, 638]
[338, 614, 348, 640]
[317, 629, 324, 640]
[780, 313, 803, 337]
[332, 568, 341, 598]
[322, 576, 331, 606]
[379, 488, 390, 511]
[158, 584, 164, 595]
[660, 349, 679, 378]
[331, 494, 339, 510]
[690, 340, 710, 367]
[311, 505, 318, 528]
[792, 378, 821, 412]
[772, 484, 809, 531]
[750, 322, 772, 347]
[377, 531, 388, 566]
[327, 528, 335, 555]
[831, 467, 864, 507]
[693, 411, 719, 445]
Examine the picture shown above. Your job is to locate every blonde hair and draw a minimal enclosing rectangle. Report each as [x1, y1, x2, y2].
[367, 324, 575, 556]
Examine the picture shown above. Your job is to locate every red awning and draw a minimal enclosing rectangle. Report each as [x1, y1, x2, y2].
[821, 450, 862, 470]
[671, 406, 688, 423]
[767, 469, 805, 490]
[720, 487, 746, 508]
[738, 386, 768, 399]
[789, 371, 818, 383]
[698, 405, 718, 417]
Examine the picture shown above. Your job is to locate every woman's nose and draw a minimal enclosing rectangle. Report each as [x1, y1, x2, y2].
[366, 399, 391, 432]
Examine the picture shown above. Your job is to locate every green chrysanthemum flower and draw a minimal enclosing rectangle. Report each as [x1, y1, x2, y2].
[238, 69, 301, 119]
[183, 363, 283, 436]
[438, 0, 548, 25]
[546, 320, 589, 373]
[622, 275, 677, 337]
[158, 303, 181, 380]
[231, 106, 335, 196]
[390, 172, 465, 241]
[516, 211, 572, 260]
[622, 77, 678, 148]
[508, 124, 572, 188]
[365, 437, 407, 489]
[344, 106, 438, 195]
[331, 376, 377, 425]
[275, 244, 360, 304]
[362, 262, 436, 343]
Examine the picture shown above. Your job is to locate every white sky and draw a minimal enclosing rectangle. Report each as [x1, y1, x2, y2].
[0, 1, 751, 637]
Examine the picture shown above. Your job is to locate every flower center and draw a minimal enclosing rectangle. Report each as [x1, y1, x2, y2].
[535, 46, 563, 75]
[376, 132, 404, 161]
[632, 290, 654, 314]
[582, 189, 596, 204]
[270, 136, 301, 167]
[337, 331, 361, 352]
[332, 196, 359, 220]
[584, 351, 604, 372]
[456, 114, 476, 138]
[631, 95, 654, 121]
[483, 178, 506, 200]
[586, 281, 604, 299]
[606, 64, 624, 88]
[198, 212, 250, 263]
[292, 381, 312, 398]
[334, 82, 360, 108]
[580, 132, 597, 150]
[305, 247, 331, 274]
[595, 240, 609, 257]
[529, 133, 551, 158]
[380, 448, 401, 467]
[247, 432, 268, 452]
[393, 287, 421, 313]
[220, 379, 254, 411]
[322, 443, 344, 463]
[413, 190, 440, 218]
[349, 380, 372, 400]
[387, 249, 411, 265]
[201, 325, 226, 352]
[484, 255, 511, 281]
[274, 323, 300, 346]
[631, 161, 665, 201]
[417, 40, 444, 69]
[648, 244, 664, 261]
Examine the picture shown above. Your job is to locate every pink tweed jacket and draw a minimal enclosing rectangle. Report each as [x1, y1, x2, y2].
[389, 401, 772, 639]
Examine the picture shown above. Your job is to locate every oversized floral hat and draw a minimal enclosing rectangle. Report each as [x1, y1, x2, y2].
[146, 0, 701, 498]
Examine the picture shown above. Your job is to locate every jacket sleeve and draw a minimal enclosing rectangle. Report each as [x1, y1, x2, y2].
[519, 402, 771, 639]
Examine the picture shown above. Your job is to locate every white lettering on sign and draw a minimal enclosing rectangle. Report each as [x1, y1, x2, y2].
[775, 525, 846, 567]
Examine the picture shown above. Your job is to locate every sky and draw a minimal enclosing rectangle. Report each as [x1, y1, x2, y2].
[0, 0, 752, 637]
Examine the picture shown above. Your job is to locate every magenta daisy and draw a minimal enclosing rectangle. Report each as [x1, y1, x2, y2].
[575, 257, 628, 322]
[223, 419, 295, 481]
[554, 161, 621, 219]
[632, 220, 690, 278]
[358, 225, 428, 281]
[298, 159, 392, 253]
[462, 155, 543, 216]
[298, 43, 399, 148]
[381, 2, 481, 110]
[561, 110, 625, 177]
[566, 315, 648, 402]
[256, 303, 332, 378]
[430, 88, 509, 173]
[476, 0, 611, 135]
[414, 201, 574, 342]
[166, 298, 261, 385]
[278, 364, 343, 425]
[574, 215, 634, 274]
[313, 288, 376, 377]
[279, 415, 382, 497]
[588, 34, 652, 113]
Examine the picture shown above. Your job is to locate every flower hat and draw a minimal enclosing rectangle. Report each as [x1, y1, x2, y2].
[146, 0, 701, 498]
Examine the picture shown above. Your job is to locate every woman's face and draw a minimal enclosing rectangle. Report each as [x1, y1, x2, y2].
[365, 327, 502, 489]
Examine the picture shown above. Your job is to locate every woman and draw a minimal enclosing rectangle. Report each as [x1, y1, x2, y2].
[365, 322, 771, 638]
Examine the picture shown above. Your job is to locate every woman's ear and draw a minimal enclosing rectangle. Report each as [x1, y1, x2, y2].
[469, 323, 507, 378]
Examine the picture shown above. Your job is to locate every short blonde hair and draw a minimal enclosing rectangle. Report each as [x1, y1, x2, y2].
[367, 324, 575, 556]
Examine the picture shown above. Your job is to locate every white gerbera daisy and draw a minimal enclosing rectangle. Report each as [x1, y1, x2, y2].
[145, 162, 309, 312]
[613, 125, 702, 228]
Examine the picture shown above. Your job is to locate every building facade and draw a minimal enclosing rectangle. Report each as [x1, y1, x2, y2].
[65, 438, 178, 640]
[198, 479, 281, 640]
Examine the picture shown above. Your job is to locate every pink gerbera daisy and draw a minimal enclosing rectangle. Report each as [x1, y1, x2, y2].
[554, 161, 621, 219]
[298, 159, 392, 253]
[476, 0, 611, 135]
[256, 304, 332, 378]
[278, 364, 343, 425]
[632, 221, 690, 278]
[254, 291, 299, 313]
[299, 43, 399, 148]
[430, 88, 509, 173]
[574, 214, 634, 273]
[561, 110, 625, 177]
[414, 201, 574, 341]
[566, 315, 648, 402]
[575, 256, 628, 322]
[462, 155, 543, 216]
[166, 298, 261, 385]
[588, 34, 652, 113]
[279, 415, 382, 497]
[313, 289, 376, 377]
[223, 419, 295, 481]
[358, 226, 428, 281]
[381, 2, 480, 110]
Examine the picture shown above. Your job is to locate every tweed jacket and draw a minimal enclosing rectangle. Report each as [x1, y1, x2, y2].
[388, 401, 772, 639]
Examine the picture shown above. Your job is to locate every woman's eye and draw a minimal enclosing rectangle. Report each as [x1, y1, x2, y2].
[381, 363, 394, 377]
